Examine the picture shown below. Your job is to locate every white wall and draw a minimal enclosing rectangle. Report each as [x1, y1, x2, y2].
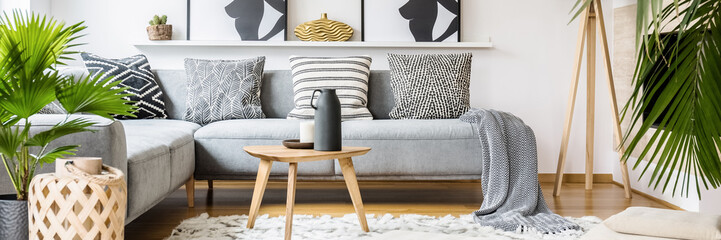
[34, 0, 617, 175]
[613, 158, 721, 214]
[1, 0, 29, 13]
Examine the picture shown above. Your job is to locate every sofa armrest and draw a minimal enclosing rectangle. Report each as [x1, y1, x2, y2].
[0, 114, 128, 194]
[25, 114, 128, 174]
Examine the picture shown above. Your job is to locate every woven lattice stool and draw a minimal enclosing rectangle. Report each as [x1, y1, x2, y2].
[28, 163, 127, 240]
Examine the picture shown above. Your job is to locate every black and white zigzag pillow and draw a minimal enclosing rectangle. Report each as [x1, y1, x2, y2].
[387, 53, 472, 119]
[81, 53, 168, 119]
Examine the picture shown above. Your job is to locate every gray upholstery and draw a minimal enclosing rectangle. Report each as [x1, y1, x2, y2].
[259, 71, 295, 119]
[120, 120, 200, 188]
[26, 115, 128, 174]
[339, 120, 482, 178]
[124, 136, 169, 223]
[121, 119, 200, 222]
[194, 119, 334, 180]
[154, 70, 188, 120]
[193, 118, 482, 180]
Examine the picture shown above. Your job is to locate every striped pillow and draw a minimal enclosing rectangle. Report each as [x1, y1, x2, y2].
[287, 56, 373, 120]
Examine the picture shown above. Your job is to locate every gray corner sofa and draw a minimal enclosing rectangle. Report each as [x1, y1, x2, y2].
[0, 68, 482, 224]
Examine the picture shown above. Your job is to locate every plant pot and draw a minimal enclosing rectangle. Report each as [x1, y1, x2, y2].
[146, 24, 172, 40]
[0, 194, 28, 240]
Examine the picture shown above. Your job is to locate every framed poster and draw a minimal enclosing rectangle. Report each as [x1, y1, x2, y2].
[188, 0, 287, 41]
[362, 0, 460, 42]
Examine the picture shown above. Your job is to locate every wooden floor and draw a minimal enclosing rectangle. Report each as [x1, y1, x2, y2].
[125, 180, 671, 239]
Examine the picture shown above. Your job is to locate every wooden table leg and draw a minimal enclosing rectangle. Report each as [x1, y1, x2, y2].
[247, 159, 273, 229]
[185, 176, 195, 208]
[338, 158, 369, 232]
[285, 162, 298, 240]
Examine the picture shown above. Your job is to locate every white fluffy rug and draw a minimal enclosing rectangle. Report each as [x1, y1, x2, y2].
[167, 213, 601, 240]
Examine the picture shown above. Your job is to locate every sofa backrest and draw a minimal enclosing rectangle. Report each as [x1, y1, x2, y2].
[153, 70, 395, 120]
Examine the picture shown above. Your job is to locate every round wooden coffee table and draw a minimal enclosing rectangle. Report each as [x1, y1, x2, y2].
[243, 146, 371, 240]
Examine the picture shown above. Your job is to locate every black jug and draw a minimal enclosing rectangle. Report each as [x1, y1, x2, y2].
[311, 89, 342, 151]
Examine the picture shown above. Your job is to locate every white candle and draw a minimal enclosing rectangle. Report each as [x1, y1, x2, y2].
[299, 121, 315, 143]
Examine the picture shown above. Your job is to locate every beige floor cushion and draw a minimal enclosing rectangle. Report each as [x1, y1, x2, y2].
[581, 223, 676, 240]
[604, 207, 721, 240]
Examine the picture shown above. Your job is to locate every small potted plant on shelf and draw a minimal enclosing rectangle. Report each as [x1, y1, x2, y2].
[0, 10, 135, 239]
[147, 14, 172, 40]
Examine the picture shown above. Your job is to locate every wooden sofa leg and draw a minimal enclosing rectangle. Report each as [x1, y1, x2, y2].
[208, 180, 213, 189]
[186, 176, 195, 208]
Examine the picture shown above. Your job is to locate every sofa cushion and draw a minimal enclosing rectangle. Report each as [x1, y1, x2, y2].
[387, 53, 472, 119]
[194, 119, 335, 178]
[122, 119, 200, 191]
[195, 119, 300, 140]
[343, 119, 476, 140]
[121, 119, 200, 149]
[153, 70, 188, 120]
[196, 119, 482, 179]
[337, 119, 482, 178]
[123, 134, 170, 223]
[81, 53, 168, 119]
[286, 55, 373, 120]
[184, 57, 266, 125]
[39, 101, 67, 114]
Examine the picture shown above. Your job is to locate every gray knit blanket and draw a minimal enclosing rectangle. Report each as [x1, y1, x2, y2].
[460, 109, 579, 233]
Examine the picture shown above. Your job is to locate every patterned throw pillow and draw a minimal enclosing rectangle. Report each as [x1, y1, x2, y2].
[38, 101, 67, 114]
[287, 56, 373, 120]
[387, 53, 472, 119]
[184, 57, 266, 125]
[81, 53, 167, 119]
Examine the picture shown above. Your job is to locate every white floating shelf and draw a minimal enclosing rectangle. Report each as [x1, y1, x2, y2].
[133, 40, 492, 48]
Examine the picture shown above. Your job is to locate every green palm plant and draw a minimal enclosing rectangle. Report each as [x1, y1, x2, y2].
[572, 0, 721, 197]
[0, 10, 136, 200]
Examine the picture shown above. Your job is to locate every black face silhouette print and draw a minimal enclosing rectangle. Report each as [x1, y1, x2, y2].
[399, 0, 459, 42]
[225, 0, 286, 41]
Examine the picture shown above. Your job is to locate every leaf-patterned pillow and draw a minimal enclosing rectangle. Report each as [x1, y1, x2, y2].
[183, 57, 266, 125]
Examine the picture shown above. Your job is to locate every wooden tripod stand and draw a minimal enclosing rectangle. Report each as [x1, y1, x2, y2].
[552, 0, 632, 198]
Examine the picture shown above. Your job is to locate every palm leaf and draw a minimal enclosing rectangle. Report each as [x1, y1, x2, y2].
[25, 118, 95, 147]
[0, 35, 24, 126]
[0, 10, 85, 79]
[621, 0, 721, 197]
[569, 0, 593, 24]
[0, 10, 85, 121]
[56, 74, 137, 119]
[32, 145, 78, 164]
[0, 126, 23, 158]
[0, 72, 59, 119]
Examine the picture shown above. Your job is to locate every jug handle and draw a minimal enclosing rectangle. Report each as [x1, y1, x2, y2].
[310, 89, 322, 110]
